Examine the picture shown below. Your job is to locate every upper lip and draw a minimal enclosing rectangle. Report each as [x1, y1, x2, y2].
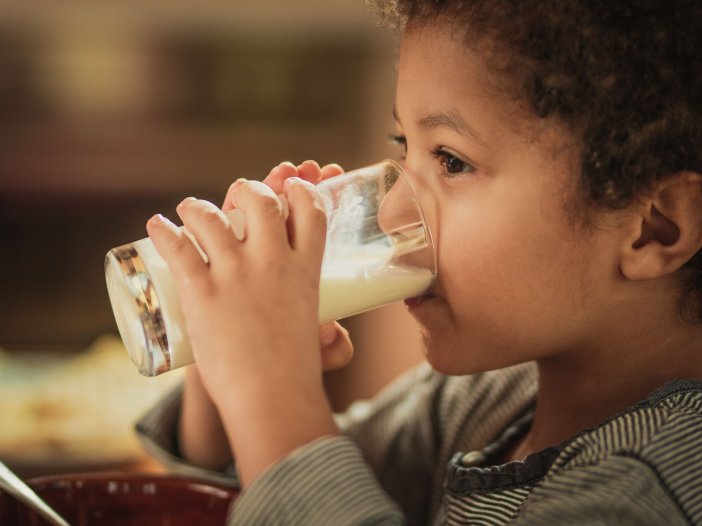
[427, 282, 442, 298]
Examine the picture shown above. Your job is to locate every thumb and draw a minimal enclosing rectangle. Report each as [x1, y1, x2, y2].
[319, 322, 354, 371]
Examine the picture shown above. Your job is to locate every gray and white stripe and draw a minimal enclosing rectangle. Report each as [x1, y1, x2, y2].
[137, 364, 702, 525]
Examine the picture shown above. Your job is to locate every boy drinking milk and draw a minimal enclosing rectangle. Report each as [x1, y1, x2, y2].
[137, 0, 702, 524]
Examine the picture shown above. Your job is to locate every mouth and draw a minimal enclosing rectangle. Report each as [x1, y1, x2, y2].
[404, 291, 436, 309]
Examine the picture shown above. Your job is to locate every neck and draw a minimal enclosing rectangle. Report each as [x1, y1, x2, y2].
[509, 315, 702, 461]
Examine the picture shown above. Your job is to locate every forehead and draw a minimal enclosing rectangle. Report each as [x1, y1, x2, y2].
[396, 23, 587, 213]
[396, 23, 577, 151]
[396, 24, 519, 135]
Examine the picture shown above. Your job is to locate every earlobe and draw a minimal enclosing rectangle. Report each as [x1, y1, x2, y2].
[620, 172, 702, 281]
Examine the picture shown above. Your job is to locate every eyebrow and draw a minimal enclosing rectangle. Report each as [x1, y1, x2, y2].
[393, 106, 487, 147]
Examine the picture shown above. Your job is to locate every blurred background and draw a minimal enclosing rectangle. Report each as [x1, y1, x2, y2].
[0, 0, 424, 476]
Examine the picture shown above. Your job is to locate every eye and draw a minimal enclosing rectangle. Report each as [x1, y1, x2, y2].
[388, 133, 407, 159]
[431, 148, 475, 177]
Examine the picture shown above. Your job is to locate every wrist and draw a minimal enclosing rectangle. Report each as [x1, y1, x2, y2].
[179, 366, 232, 469]
[214, 377, 337, 486]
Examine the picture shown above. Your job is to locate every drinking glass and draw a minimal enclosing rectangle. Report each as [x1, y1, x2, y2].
[105, 160, 435, 376]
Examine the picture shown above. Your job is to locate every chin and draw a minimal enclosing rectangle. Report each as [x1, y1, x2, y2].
[420, 334, 471, 376]
[420, 331, 510, 377]
[424, 354, 464, 375]
[410, 299, 465, 374]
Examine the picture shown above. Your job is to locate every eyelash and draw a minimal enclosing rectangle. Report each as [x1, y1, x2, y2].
[388, 133, 475, 178]
[431, 148, 476, 177]
[388, 133, 407, 159]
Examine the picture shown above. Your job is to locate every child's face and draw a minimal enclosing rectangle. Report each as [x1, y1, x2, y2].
[395, 24, 627, 374]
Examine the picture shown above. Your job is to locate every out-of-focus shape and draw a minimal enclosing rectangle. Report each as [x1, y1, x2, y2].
[0, 336, 183, 475]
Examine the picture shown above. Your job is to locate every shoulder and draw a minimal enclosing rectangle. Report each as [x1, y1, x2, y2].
[553, 379, 702, 468]
[637, 381, 702, 462]
[533, 380, 702, 524]
[636, 382, 702, 520]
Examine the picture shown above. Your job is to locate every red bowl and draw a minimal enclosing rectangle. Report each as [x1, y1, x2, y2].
[0, 472, 238, 525]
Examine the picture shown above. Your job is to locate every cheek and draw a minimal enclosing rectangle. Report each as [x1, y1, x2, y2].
[438, 215, 528, 298]
[437, 213, 590, 335]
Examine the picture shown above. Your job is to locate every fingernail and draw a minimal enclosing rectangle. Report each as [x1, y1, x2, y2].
[301, 160, 320, 168]
[149, 214, 172, 227]
[177, 196, 196, 211]
[320, 324, 338, 346]
[276, 162, 297, 177]
[231, 178, 247, 191]
[284, 176, 302, 190]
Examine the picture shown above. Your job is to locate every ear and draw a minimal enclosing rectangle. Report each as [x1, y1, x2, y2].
[620, 172, 702, 281]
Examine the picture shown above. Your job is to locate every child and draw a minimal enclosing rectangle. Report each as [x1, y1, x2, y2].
[137, 0, 702, 524]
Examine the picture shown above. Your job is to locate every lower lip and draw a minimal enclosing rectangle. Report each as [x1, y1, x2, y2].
[404, 294, 435, 310]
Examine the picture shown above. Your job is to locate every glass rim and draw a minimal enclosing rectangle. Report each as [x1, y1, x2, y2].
[380, 158, 437, 280]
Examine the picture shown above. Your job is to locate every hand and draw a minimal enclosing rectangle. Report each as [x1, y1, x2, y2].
[223, 160, 353, 373]
[147, 160, 347, 485]
[177, 317, 351, 471]
[148, 178, 323, 394]
[177, 320, 351, 470]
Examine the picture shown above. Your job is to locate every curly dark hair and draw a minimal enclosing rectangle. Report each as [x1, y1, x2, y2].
[369, 0, 702, 323]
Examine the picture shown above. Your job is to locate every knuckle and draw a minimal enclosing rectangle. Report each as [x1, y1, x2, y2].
[336, 323, 350, 339]
[297, 184, 326, 216]
[168, 233, 193, 255]
[259, 257, 287, 277]
[255, 195, 284, 218]
[181, 275, 214, 299]
[217, 252, 241, 274]
[197, 205, 226, 225]
[227, 180, 241, 195]
[197, 277, 216, 296]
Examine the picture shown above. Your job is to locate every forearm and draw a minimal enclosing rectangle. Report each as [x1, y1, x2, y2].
[179, 366, 233, 470]
[228, 435, 404, 526]
[215, 373, 339, 487]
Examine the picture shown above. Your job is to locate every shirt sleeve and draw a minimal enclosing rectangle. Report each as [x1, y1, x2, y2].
[334, 363, 447, 523]
[135, 363, 447, 524]
[228, 436, 404, 525]
[134, 384, 239, 487]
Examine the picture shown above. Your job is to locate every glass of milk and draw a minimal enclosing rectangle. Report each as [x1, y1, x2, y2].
[105, 160, 435, 376]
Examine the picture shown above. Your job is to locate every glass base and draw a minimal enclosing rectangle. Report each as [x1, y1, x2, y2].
[105, 245, 172, 376]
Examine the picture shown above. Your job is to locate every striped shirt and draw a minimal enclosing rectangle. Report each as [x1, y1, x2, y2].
[136, 362, 702, 525]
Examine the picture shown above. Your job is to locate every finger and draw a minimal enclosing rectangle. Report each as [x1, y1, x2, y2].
[297, 160, 324, 184]
[229, 180, 289, 250]
[176, 198, 240, 263]
[319, 322, 354, 371]
[261, 161, 299, 195]
[146, 213, 210, 289]
[283, 177, 327, 259]
[320, 163, 344, 180]
[222, 178, 247, 213]
[222, 163, 298, 213]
